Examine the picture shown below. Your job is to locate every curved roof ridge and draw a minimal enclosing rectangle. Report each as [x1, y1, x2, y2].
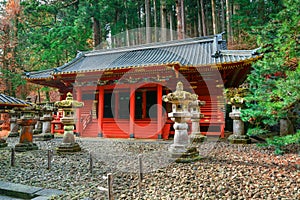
[84, 35, 215, 57]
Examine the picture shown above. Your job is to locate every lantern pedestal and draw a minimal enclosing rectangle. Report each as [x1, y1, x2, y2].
[15, 118, 38, 152]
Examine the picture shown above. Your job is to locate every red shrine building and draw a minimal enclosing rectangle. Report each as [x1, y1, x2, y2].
[25, 34, 260, 139]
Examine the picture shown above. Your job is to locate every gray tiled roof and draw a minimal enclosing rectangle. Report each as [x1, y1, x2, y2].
[0, 94, 29, 108]
[25, 34, 260, 79]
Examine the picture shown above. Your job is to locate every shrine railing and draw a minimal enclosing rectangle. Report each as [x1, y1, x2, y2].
[82, 110, 92, 132]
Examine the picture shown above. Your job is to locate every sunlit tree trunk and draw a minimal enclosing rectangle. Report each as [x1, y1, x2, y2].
[180, 0, 185, 39]
[161, 0, 167, 42]
[226, 0, 232, 45]
[200, 0, 207, 36]
[153, 0, 158, 42]
[175, 0, 183, 39]
[220, 0, 225, 32]
[169, 7, 174, 40]
[211, 0, 217, 35]
[197, 0, 202, 36]
[145, 0, 152, 43]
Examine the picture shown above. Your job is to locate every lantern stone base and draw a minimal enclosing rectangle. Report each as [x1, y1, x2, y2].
[190, 133, 207, 144]
[33, 129, 42, 135]
[56, 142, 81, 153]
[8, 132, 19, 137]
[228, 134, 251, 144]
[0, 139, 8, 148]
[169, 146, 200, 163]
[15, 142, 38, 152]
[34, 133, 54, 141]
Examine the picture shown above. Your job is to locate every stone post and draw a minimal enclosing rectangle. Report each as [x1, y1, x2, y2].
[163, 82, 199, 161]
[15, 105, 38, 152]
[33, 107, 43, 135]
[55, 92, 84, 152]
[228, 105, 251, 144]
[8, 109, 20, 137]
[280, 118, 294, 136]
[35, 102, 55, 141]
[189, 100, 206, 144]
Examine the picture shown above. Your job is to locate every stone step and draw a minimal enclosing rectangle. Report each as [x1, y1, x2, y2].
[0, 181, 64, 200]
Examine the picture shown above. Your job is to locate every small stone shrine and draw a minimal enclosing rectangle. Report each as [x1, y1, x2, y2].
[55, 92, 84, 152]
[163, 82, 199, 161]
[15, 100, 39, 152]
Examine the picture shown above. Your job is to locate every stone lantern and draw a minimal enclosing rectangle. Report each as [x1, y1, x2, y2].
[228, 103, 251, 144]
[189, 99, 206, 144]
[8, 109, 20, 137]
[163, 82, 199, 159]
[55, 92, 84, 152]
[225, 86, 251, 144]
[35, 102, 55, 141]
[15, 103, 38, 152]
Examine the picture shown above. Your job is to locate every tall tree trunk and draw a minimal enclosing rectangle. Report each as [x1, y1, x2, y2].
[124, 0, 130, 46]
[175, 0, 183, 39]
[153, 0, 158, 42]
[160, 0, 167, 42]
[180, 0, 185, 39]
[220, 0, 225, 32]
[226, 0, 232, 45]
[145, 0, 152, 43]
[200, 0, 207, 36]
[93, 17, 101, 48]
[169, 7, 174, 40]
[197, 0, 202, 36]
[92, 0, 101, 49]
[211, 0, 217, 35]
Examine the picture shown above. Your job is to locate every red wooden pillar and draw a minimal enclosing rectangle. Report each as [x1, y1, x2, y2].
[129, 86, 135, 138]
[98, 87, 104, 137]
[157, 84, 163, 139]
[76, 88, 82, 136]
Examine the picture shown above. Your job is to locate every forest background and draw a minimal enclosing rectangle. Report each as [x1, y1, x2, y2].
[0, 0, 299, 148]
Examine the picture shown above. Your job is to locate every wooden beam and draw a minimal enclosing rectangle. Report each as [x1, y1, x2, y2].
[98, 87, 104, 137]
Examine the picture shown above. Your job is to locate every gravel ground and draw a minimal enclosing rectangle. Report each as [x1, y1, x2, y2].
[0, 137, 299, 200]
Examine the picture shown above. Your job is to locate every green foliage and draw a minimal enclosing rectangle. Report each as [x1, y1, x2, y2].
[241, 0, 300, 152]
[266, 131, 300, 155]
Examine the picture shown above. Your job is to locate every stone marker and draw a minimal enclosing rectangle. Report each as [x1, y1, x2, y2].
[55, 92, 84, 152]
